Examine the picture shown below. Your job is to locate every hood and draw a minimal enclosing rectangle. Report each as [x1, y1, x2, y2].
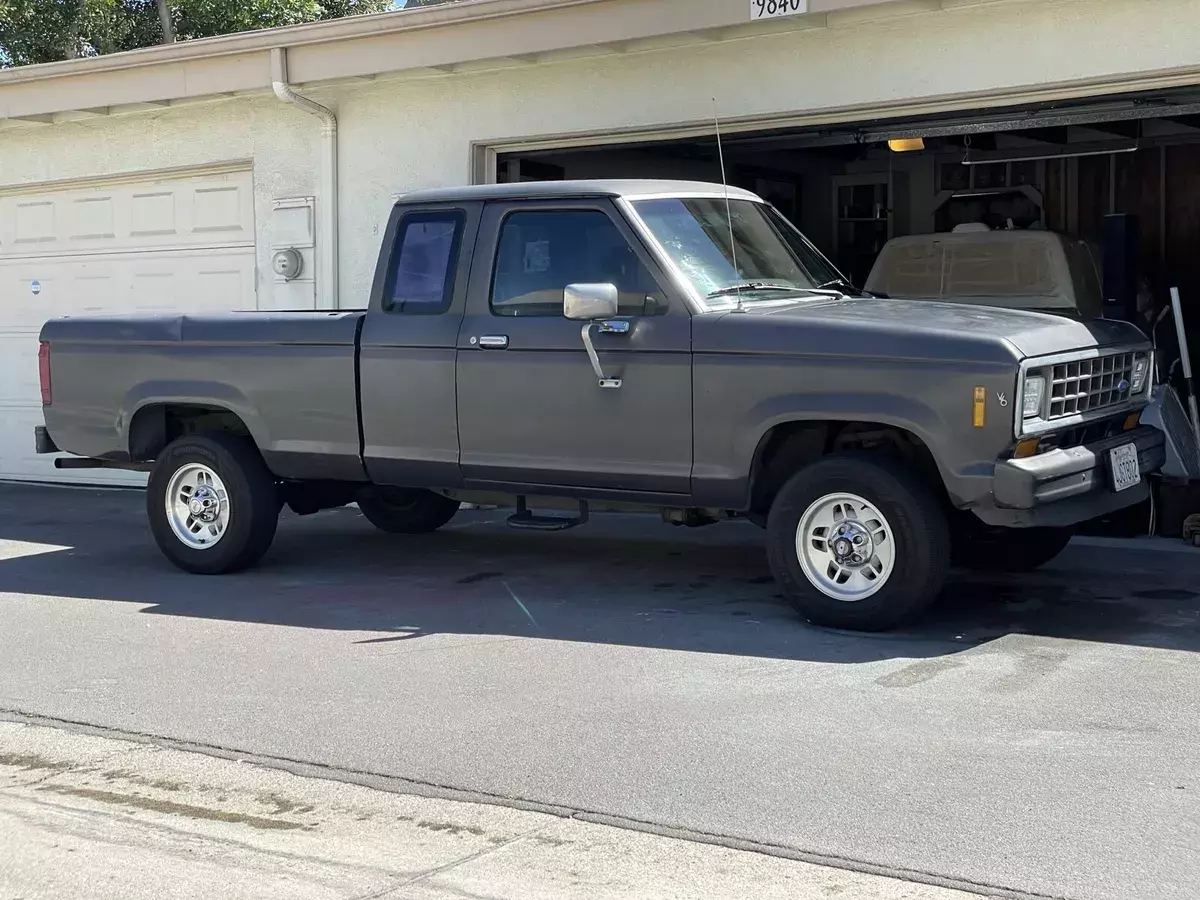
[720, 296, 1146, 360]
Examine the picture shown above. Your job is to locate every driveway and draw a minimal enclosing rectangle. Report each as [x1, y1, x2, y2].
[0, 483, 1197, 900]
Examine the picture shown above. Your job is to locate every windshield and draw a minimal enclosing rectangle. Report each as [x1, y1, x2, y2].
[630, 197, 846, 308]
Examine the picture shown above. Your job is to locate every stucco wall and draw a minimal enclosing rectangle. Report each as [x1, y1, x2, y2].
[3, 0, 1200, 309]
[0, 96, 318, 310]
[330, 0, 1200, 303]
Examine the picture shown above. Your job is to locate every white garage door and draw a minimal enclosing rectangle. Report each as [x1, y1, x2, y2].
[0, 167, 257, 485]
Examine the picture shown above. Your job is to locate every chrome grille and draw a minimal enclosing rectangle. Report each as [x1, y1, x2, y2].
[1047, 352, 1135, 420]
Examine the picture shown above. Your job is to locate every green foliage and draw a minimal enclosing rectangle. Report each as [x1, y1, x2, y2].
[0, 0, 395, 67]
[0, 0, 85, 65]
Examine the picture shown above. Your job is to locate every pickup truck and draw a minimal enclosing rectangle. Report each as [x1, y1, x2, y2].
[36, 180, 1166, 631]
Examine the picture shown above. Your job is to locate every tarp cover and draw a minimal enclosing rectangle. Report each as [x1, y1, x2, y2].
[864, 230, 1103, 317]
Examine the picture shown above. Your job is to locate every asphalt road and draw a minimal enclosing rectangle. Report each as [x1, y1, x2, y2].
[1, 483, 1198, 900]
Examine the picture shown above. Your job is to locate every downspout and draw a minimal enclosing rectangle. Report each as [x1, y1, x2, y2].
[271, 47, 338, 310]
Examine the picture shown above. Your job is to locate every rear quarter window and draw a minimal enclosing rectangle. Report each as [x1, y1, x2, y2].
[384, 211, 466, 314]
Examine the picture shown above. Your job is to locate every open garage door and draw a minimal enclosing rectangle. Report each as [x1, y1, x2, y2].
[0, 167, 256, 485]
[492, 88, 1200, 537]
[492, 87, 1200, 322]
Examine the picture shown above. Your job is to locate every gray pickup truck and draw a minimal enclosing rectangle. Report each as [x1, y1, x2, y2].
[36, 180, 1166, 630]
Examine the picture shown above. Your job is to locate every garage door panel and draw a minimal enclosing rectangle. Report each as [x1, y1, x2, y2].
[0, 167, 255, 483]
[0, 333, 40, 407]
[0, 404, 144, 487]
[2, 249, 254, 327]
[74, 271, 119, 314]
[0, 170, 254, 258]
[130, 191, 177, 238]
[14, 200, 56, 245]
[193, 185, 247, 236]
[69, 196, 116, 241]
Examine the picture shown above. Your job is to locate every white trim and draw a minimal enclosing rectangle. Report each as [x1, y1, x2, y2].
[0, 243, 255, 264]
[271, 49, 339, 311]
[470, 70, 1200, 165]
[0, 161, 253, 198]
[0, 0, 608, 86]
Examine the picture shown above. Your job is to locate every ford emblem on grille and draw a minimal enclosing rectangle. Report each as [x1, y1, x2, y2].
[1118, 379, 1130, 392]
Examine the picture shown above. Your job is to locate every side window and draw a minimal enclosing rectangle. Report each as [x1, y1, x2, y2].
[384, 211, 465, 314]
[490, 209, 667, 317]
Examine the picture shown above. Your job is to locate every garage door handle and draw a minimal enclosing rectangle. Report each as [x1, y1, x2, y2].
[477, 335, 509, 349]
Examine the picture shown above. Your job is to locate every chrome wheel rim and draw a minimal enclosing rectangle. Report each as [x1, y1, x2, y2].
[165, 463, 230, 550]
[795, 492, 895, 602]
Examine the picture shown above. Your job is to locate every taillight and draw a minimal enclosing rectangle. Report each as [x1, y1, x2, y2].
[38, 342, 51, 405]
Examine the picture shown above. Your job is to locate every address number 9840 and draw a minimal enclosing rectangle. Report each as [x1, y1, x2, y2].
[750, 0, 808, 20]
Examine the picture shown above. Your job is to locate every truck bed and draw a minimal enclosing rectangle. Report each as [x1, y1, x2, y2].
[40, 311, 368, 482]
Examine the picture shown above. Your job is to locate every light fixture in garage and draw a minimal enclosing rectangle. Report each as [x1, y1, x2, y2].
[888, 137, 925, 152]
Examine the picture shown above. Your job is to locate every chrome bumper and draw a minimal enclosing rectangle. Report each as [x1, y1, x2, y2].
[974, 425, 1165, 528]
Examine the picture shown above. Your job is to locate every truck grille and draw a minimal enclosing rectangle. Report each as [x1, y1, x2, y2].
[1048, 352, 1136, 420]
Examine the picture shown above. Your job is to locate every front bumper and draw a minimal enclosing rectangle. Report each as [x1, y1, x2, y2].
[974, 425, 1165, 528]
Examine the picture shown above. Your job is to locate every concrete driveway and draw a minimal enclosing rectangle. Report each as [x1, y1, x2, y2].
[0, 483, 1198, 900]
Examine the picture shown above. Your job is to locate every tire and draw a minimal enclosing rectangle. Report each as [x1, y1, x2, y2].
[765, 453, 950, 631]
[952, 525, 1073, 573]
[147, 433, 279, 575]
[357, 488, 460, 534]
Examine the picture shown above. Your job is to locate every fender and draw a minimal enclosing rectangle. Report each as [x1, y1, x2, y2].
[120, 381, 271, 457]
[737, 391, 946, 472]
[693, 390, 992, 510]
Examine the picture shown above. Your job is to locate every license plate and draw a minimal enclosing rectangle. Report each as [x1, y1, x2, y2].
[750, 0, 808, 21]
[1109, 443, 1141, 492]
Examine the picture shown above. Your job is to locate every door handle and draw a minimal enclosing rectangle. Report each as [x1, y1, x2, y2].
[476, 335, 509, 349]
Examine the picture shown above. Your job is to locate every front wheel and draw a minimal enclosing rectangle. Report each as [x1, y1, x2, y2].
[357, 488, 461, 534]
[147, 433, 280, 574]
[765, 454, 950, 631]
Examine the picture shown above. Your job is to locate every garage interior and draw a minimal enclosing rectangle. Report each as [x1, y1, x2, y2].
[497, 88, 1200, 537]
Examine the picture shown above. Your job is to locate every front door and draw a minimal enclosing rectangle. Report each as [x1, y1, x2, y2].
[455, 199, 692, 497]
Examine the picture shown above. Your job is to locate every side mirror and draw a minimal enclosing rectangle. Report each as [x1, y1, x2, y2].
[564, 283, 618, 321]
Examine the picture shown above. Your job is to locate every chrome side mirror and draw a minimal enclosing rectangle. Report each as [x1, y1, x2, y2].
[564, 283, 618, 321]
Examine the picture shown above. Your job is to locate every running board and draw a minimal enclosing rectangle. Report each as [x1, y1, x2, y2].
[507, 497, 590, 531]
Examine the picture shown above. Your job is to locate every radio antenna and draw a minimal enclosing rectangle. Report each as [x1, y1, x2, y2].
[713, 98, 741, 305]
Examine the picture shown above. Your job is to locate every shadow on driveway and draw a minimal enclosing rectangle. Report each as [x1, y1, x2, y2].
[1, 483, 1198, 664]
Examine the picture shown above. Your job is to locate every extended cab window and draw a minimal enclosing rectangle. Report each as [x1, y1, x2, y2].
[490, 209, 667, 317]
[385, 211, 465, 314]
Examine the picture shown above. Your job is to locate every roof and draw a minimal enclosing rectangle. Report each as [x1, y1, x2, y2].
[0, 0, 903, 123]
[396, 179, 763, 204]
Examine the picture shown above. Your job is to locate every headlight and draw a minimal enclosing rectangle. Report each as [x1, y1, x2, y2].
[1131, 354, 1150, 393]
[1023, 375, 1045, 418]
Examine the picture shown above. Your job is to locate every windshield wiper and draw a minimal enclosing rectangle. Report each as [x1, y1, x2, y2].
[707, 283, 798, 298]
[815, 278, 865, 296]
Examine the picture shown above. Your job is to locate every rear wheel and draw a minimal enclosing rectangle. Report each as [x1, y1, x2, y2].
[147, 433, 279, 574]
[952, 525, 1073, 573]
[765, 454, 950, 631]
[357, 488, 461, 534]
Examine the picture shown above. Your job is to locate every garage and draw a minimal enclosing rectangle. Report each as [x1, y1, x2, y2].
[490, 86, 1200, 534]
[492, 87, 1200, 325]
[0, 166, 256, 484]
[3, 0, 1200, 508]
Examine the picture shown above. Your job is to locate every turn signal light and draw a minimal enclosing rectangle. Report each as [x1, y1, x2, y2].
[972, 387, 986, 428]
[1014, 438, 1040, 459]
[1124, 412, 1141, 431]
[38, 342, 52, 405]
